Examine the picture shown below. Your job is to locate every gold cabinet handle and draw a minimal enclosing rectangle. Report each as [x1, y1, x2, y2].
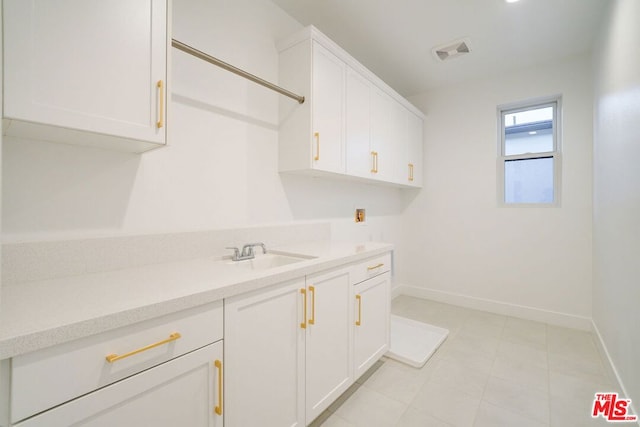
[314, 132, 320, 161]
[408, 163, 414, 181]
[308, 286, 316, 325]
[214, 359, 223, 415]
[105, 332, 181, 363]
[367, 263, 384, 271]
[371, 151, 378, 173]
[300, 288, 307, 329]
[355, 294, 362, 326]
[157, 80, 165, 129]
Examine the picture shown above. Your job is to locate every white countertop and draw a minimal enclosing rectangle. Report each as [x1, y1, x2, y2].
[0, 241, 393, 359]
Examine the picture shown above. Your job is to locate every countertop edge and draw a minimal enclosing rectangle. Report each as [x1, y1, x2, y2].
[0, 242, 393, 359]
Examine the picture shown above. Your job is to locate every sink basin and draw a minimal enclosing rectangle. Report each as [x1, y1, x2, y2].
[226, 253, 314, 270]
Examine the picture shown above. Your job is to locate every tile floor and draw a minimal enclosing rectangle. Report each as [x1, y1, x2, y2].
[311, 296, 624, 427]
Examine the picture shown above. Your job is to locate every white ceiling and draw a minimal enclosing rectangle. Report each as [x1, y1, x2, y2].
[271, 0, 607, 96]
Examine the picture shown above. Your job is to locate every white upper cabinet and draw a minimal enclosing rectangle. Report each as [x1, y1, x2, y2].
[371, 87, 400, 183]
[279, 38, 345, 174]
[310, 43, 346, 173]
[345, 68, 373, 178]
[406, 110, 424, 187]
[278, 26, 424, 188]
[3, 0, 169, 153]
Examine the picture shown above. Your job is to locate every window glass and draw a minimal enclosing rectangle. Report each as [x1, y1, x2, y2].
[504, 157, 554, 204]
[504, 106, 554, 156]
[504, 106, 553, 128]
[499, 99, 559, 205]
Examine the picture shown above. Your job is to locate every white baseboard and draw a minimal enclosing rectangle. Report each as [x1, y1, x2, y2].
[392, 284, 593, 330]
[591, 321, 639, 426]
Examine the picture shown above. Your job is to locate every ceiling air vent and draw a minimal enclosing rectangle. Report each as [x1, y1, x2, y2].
[432, 38, 471, 62]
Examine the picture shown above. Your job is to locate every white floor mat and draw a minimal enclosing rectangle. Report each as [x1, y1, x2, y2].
[386, 315, 449, 368]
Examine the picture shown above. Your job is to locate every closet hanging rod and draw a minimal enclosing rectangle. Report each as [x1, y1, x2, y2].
[171, 39, 305, 104]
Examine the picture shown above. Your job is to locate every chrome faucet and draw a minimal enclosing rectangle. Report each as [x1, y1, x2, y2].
[226, 242, 267, 261]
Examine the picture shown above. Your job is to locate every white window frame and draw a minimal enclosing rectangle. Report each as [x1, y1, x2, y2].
[497, 96, 562, 207]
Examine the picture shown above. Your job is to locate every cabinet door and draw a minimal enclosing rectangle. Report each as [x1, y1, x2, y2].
[305, 268, 352, 423]
[224, 280, 306, 427]
[370, 88, 398, 182]
[407, 111, 424, 187]
[15, 342, 223, 427]
[311, 41, 345, 173]
[345, 68, 373, 178]
[390, 103, 410, 185]
[3, 0, 167, 145]
[354, 272, 391, 379]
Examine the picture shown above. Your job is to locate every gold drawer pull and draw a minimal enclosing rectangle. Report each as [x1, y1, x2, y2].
[355, 294, 362, 326]
[308, 285, 316, 325]
[300, 288, 307, 329]
[214, 359, 223, 415]
[408, 163, 414, 181]
[105, 332, 181, 363]
[367, 263, 384, 271]
[314, 132, 320, 161]
[371, 151, 378, 173]
[157, 80, 165, 129]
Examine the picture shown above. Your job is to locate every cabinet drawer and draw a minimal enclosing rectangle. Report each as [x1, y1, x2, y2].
[10, 301, 223, 423]
[14, 341, 223, 427]
[350, 253, 391, 285]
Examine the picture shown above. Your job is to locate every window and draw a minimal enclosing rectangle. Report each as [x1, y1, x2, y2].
[498, 97, 560, 205]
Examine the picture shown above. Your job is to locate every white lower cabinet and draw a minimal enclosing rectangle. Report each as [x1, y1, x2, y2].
[1, 252, 391, 427]
[3, 301, 224, 427]
[225, 255, 391, 427]
[224, 279, 306, 427]
[225, 268, 352, 426]
[304, 268, 352, 422]
[354, 272, 391, 378]
[15, 342, 223, 427]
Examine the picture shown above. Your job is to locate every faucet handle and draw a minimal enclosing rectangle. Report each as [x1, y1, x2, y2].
[226, 247, 240, 261]
[240, 244, 255, 258]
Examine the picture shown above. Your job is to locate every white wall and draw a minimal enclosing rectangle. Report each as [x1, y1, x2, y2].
[592, 0, 640, 407]
[0, 0, 608, 334]
[0, 2, 3, 280]
[1, 0, 636, 411]
[400, 54, 594, 327]
[1, 0, 408, 244]
[0, 6, 4, 411]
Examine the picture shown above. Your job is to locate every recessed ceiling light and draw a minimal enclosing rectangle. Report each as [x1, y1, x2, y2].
[506, 0, 520, 3]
